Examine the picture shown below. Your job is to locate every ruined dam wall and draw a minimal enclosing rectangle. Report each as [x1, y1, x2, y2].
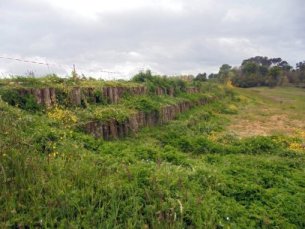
[83, 97, 211, 140]
[15, 86, 199, 107]
[11, 85, 207, 140]
[16, 86, 147, 107]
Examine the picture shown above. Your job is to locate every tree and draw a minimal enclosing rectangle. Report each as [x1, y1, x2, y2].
[132, 70, 153, 82]
[267, 66, 281, 87]
[242, 56, 272, 67]
[195, 73, 207, 81]
[217, 64, 232, 83]
[296, 61, 305, 72]
[208, 73, 218, 79]
[278, 61, 292, 71]
[233, 56, 294, 87]
[242, 62, 258, 75]
[219, 64, 232, 74]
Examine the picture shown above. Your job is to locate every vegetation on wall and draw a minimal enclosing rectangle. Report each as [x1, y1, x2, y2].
[0, 89, 43, 111]
[132, 70, 188, 94]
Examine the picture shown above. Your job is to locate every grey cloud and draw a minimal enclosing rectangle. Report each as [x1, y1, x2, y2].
[0, 0, 304, 78]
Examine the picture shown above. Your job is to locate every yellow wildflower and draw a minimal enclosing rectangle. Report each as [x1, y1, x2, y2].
[289, 142, 304, 152]
[47, 106, 78, 125]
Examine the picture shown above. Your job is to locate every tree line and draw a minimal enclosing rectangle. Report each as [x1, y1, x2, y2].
[195, 56, 305, 88]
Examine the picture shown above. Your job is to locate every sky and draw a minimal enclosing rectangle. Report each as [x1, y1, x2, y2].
[0, 0, 304, 79]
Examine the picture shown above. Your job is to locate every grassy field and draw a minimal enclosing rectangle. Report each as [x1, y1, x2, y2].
[227, 87, 305, 137]
[1, 84, 305, 228]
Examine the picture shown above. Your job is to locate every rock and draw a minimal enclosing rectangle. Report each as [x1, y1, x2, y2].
[69, 87, 82, 106]
[83, 96, 215, 140]
[15, 85, 198, 108]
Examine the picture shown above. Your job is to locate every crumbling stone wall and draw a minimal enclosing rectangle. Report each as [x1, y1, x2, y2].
[16, 86, 148, 107]
[84, 97, 211, 140]
[186, 87, 199, 94]
[154, 87, 175, 96]
[18, 88, 56, 107]
[16, 85, 195, 107]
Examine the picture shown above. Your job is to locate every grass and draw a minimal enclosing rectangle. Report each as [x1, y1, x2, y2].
[0, 75, 142, 88]
[0, 83, 305, 228]
[226, 86, 305, 136]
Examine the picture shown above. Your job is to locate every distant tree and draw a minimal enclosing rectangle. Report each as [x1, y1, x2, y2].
[242, 62, 258, 75]
[278, 75, 289, 86]
[208, 73, 218, 79]
[242, 56, 291, 70]
[217, 64, 232, 83]
[219, 64, 232, 74]
[267, 66, 281, 87]
[132, 70, 153, 82]
[195, 73, 207, 81]
[270, 57, 282, 66]
[295, 61, 305, 83]
[242, 56, 272, 67]
[287, 70, 299, 84]
[232, 56, 295, 87]
[296, 61, 305, 72]
[278, 61, 292, 71]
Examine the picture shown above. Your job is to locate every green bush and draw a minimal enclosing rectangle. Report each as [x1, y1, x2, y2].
[132, 70, 188, 95]
[0, 89, 42, 111]
[125, 96, 160, 113]
[132, 70, 153, 83]
[193, 137, 226, 154]
[237, 136, 282, 154]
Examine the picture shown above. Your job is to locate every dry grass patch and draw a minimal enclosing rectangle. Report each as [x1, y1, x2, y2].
[227, 87, 305, 137]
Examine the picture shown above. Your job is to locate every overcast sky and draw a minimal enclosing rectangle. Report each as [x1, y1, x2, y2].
[0, 0, 304, 79]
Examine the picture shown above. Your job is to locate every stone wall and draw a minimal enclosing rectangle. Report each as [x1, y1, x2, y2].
[186, 87, 200, 94]
[16, 86, 148, 107]
[154, 87, 175, 96]
[84, 97, 211, 140]
[18, 88, 56, 107]
[16, 85, 195, 107]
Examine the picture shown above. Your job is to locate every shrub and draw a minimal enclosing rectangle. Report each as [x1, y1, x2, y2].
[91, 106, 133, 122]
[0, 89, 42, 111]
[193, 137, 226, 154]
[161, 145, 188, 166]
[134, 146, 158, 161]
[125, 97, 160, 113]
[93, 90, 107, 104]
[237, 136, 281, 154]
[55, 88, 70, 106]
[132, 70, 153, 83]
[47, 106, 78, 124]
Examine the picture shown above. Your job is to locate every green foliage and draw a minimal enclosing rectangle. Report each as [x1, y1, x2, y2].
[230, 56, 305, 88]
[132, 70, 188, 95]
[54, 88, 70, 106]
[0, 89, 42, 111]
[0, 84, 305, 228]
[9, 76, 45, 87]
[132, 70, 153, 83]
[93, 89, 107, 104]
[267, 66, 282, 87]
[79, 105, 134, 122]
[195, 73, 207, 81]
[236, 136, 282, 154]
[123, 96, 160, 113]
[0, 75, 142, 89]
